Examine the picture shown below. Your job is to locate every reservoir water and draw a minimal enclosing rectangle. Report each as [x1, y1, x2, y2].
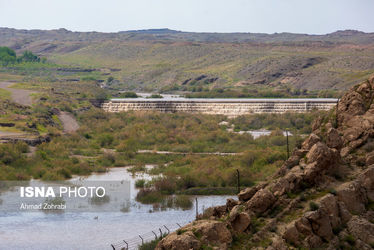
[0, 167, 233, 250]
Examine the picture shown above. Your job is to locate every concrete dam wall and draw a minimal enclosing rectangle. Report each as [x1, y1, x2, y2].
[100, 98, 338, 116]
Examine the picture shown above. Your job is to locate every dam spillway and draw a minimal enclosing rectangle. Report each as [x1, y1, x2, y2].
[100, 98, 338, 116]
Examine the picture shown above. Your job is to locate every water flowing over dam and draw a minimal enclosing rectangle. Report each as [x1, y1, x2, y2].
[99, 98, 338, 116]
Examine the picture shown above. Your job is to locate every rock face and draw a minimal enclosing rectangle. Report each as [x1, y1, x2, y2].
[155, 232, 201, 250]
[245, 188, 276, 214]
[156, 76, 374, 250]
[156, 220, 231, 250]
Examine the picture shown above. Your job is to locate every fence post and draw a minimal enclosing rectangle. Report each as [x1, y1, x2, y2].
[159, 228, 163, 238]
[123, 240, 128, 250]
[152, 231, 158, 240]
[111, 244, 115, 250]
[236, 169, 240, 194]
[335, 99, 339, 128]
[286, 130, 289, 159]
[139, 235, 144, 245]
[177, 223, 182, 228]
[195, 198, 198, 219]
[164, 225, 170, 234]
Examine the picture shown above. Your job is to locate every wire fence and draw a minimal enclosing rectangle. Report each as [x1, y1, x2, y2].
[109, 197, 221, 249]
[110, 223, 184, 250]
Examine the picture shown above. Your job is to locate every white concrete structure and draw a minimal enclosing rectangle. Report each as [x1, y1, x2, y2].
[100, 98, 338, 117]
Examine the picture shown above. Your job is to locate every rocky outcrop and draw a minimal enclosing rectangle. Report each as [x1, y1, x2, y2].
[245, 188, 276, 214]
[347, 216, 374, 246]
[157, 76, 374, 250]
[156, 220, 231, 250]
[229, 205, 251, 232]
[156, 231, 201, 250]
[238, 183, 266, 202]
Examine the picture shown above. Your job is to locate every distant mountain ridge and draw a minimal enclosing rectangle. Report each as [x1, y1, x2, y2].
[1, 27, 374, 44]
[1, 27, 374, 92]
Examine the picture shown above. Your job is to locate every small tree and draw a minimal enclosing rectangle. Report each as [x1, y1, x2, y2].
[18, 51, 41, 63]
[0, 47, 17, 65]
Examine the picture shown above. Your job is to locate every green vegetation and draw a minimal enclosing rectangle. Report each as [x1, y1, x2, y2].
[118, 91, 138, 98]
[185, 87, 342, 99]
[0, 47, 17, 65]
[138, 238, 162, 250]
[231, 111, 326, 134]
[147, 94, 163, 98]
[135, 189, 192, 210]
[135, 179, 146, 188]
[309, 201, 319, 211]
[344, 234, 356, 246]
[0, 47, 42, 66]
[0, 46, 324, 200]
[18, 51, 42, 63]
[0, 100, 316, 187]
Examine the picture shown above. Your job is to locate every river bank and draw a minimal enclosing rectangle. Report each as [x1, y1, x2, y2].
[0, 167, 234, 250]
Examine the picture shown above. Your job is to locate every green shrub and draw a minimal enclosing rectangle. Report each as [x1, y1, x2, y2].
[309, 201, 319, 211]
[174, 195, 193, 210]
[344, 234, 356, 246]
[135, 179, 146, 188]
[148, 94, 163, 98]
[0, 46, 16, 65]
[154, 177, 177, 194]
[119, 92, 138, 98]
[139, 238, 161, 250]
[136, 188, 164, 204]
[98, 134, 114, 147]
[240, 151, 257, 167]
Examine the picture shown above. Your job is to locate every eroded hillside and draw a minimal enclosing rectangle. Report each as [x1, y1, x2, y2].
[155, 76, 374, 249]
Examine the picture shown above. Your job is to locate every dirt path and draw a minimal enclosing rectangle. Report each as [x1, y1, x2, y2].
[0, 82, 35, 106]
[59, 112, 80, 133]
[0, 131, 29, 138]
[0, 82, 79, 135]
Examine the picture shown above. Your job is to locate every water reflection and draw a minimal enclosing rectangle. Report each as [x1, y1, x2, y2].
[0, 167, 234, 250]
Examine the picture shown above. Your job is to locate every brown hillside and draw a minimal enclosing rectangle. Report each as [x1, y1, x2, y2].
[156, 76, 374, 249]
[1, 28, 374, 91]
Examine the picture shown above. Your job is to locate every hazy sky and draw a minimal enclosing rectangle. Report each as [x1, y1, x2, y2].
[1, 0, 373, 34]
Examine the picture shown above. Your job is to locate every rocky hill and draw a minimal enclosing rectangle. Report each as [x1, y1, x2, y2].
[1, 28, 374, 92]
[155, 76, 374, 249]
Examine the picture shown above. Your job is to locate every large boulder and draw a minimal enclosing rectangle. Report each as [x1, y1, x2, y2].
[272, 167, 304, 196]
[347, 216, 374, 246]
[184, 220, 232, 248]
[326, 128, 343, 149]
[303, 142, 339, 183]
[238, 183, 265, 202]
[306, 142, 335, 166]
[337, 87, 366, 125]
[336, 181, 367, 214]
[283, 222, 300, 245]
[157, 220, 232, 250]
[226, 198, 240, 211]
[231, 212, 251, 233]
[267, 236, 288, 250]
[304, 210, 334, 241]
[156, 231, 201, 250]
[358, 165, 374, 201]
[319, 194, 340, 229]
[301, 133, 321, 150]
[245, 188, 276, 214]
